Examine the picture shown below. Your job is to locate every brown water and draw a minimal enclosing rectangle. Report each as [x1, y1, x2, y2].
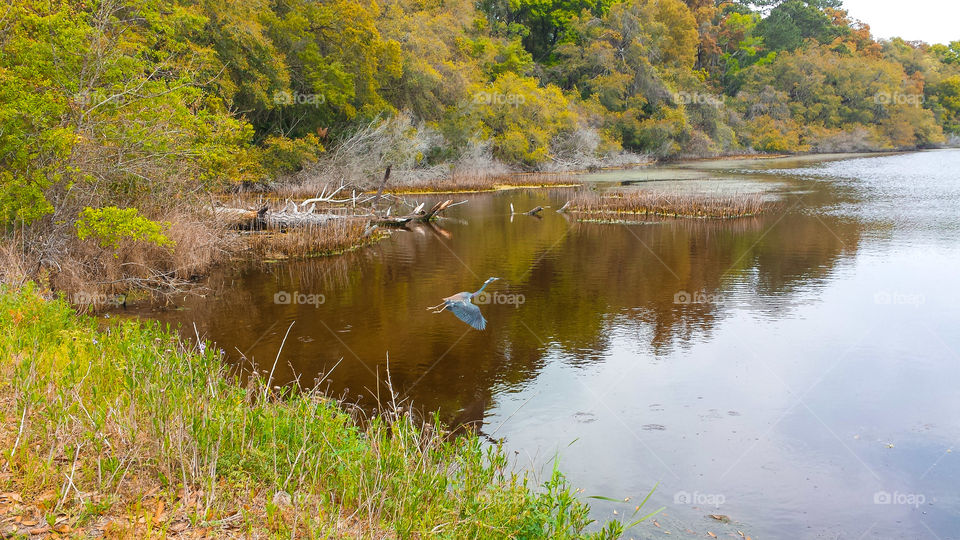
[120, 150, 960, 539]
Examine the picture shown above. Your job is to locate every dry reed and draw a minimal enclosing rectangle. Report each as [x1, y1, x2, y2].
[243, 217, 383, 260]
[383, 171, 579, 194]
[567, 190, 773, 219]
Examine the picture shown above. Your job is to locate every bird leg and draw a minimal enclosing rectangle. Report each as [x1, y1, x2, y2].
[426, 301, 448, 313]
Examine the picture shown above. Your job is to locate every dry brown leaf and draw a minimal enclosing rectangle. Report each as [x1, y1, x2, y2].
[653, 520, 661, 527]
[155, 500, 164, 521]
[708, 514, 730, 523]
[21, 519, 38, 526]
[707, 533, 717, 538]
[0, 493, 22, 503]
[28, 526, 51, 535]
[55, 524, 72, 533]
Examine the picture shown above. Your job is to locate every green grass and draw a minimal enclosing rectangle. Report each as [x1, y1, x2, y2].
[0, 284, 649, 538]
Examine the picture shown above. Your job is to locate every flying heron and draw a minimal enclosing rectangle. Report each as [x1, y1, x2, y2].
[427, 277, 500, 330]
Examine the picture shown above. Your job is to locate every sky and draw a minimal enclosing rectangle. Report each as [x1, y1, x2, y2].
[839, 0, 959, 45]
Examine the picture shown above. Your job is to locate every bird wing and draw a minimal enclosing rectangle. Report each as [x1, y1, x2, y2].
[444, 291, 471, 303]
[446, 299, 487, 330]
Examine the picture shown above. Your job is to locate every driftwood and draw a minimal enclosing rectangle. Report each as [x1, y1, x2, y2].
[214, 167, 462, 231]
[263, 211, 342, 229]
[373, 165, 392, 211]
[215, 198, 460, 230]
[214, 205, 340, 230]
[374, 199, 456, 227]
[213, 206, 259, 228]
[510, 203, 547, 217]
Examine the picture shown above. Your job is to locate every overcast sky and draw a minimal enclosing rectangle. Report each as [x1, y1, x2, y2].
[839, 0, 958, 45]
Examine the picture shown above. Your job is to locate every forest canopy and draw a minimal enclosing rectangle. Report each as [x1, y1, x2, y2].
[2, 0, 959, 228]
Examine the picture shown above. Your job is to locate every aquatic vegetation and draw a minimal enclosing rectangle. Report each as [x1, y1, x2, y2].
[0, 285, 651, 538]
[567, 190, 773, 219]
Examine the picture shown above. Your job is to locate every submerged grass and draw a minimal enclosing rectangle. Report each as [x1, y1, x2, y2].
[0, 285, 641, 538]
[568, 190, 772, 219]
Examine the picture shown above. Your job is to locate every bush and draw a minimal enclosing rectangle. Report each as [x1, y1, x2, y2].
[75, 207, 174, 250]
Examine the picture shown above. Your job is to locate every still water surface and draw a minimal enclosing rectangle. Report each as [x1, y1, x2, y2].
[127, 150, 960, 538]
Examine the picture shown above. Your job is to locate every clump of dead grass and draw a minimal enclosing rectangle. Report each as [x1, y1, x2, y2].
[384, 171, 579, 194]
[567, 190, 773, 219]
[243, 218, 384, 261]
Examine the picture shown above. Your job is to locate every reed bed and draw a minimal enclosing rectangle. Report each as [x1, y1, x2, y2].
[0, 285, 649, 538]
[242, 217, 384, 261]
[383, 171, 580, 194]
[567, 190, 772, 219]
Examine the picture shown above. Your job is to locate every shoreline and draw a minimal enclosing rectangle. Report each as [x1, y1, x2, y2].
[0, 285, 647, 538]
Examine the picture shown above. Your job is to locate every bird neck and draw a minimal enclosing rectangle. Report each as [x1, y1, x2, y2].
[474, 281, 492, 296]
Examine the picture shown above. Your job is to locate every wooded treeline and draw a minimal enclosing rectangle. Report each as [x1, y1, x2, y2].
[1, 0, 958, 287]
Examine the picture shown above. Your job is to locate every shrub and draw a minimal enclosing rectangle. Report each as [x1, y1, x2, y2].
[75, 207, 174, 250]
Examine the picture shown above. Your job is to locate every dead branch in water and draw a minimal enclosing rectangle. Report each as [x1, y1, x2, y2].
[214, 168, 463, 233]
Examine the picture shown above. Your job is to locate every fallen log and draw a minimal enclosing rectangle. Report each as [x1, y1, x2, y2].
[213, 193, 461, 232]
[373, 215, 414, 227]
[213, 206, 260, 228]
[263, 211, 343, 229]
[376, 199, 457, 227]
[524, 206, 544, 216]
[214, 205, 344, 230]
[422, 199, 453, 220]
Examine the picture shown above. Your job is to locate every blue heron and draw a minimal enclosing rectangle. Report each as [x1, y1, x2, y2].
[427, 277, 500, 330]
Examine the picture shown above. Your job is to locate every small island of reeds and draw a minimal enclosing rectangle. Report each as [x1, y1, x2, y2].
[566, 190, 773, 220]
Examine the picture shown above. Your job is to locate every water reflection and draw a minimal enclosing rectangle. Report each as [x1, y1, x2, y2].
[131, 179, 856, 420]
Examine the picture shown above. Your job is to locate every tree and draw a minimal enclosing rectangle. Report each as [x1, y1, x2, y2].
[754, 0, 846, 53]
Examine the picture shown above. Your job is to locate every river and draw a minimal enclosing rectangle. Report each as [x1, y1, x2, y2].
[120, 149, 960, 539]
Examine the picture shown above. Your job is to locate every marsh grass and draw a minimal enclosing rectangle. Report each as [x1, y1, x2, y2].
[0, 285, 641, 538]
[568, 190, 772, 219]
[242, 218, 386, 261]
[9, 208, 236, 312]
[385, 171, 579, 194]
